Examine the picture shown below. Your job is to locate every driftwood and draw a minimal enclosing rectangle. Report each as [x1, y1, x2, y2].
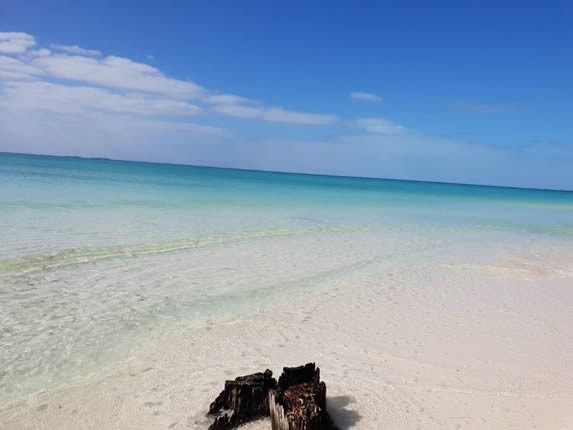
[207, 369, 277, 430]
[207, 363, 335, 430]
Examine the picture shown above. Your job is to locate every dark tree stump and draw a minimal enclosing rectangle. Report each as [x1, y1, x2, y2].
[207, 364, 336, 430]
[270, 363, 336, 430]
[277, 363, 320, 390]
[207, 369, 277, 430]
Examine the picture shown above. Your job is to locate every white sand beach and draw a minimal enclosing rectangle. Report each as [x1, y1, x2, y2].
[1, 228, 572, 429]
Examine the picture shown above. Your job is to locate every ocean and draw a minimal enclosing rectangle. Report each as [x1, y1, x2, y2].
[1, 151, 572, 414]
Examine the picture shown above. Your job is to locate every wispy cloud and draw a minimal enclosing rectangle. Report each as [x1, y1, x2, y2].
[350, 91, 382, 103]
[204, 94, 251, 105]
[0, 55, 44, 80]
[205, 93, 338, 125]
[0, 31, 338, 127]
[31, 54, 207, 99]
[0, 110, 228, 165]
[211, 101, 338, 125]
[0, 32, 35, 54]
[49, 44, 101, 56]
[0, 31, 338, 129]
[354, 117, 406, 134]
[0, 31, 235, 153]
[0, 80, 203, 117]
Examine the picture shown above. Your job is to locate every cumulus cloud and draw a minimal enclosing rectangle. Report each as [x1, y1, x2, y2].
[50, 44, 101, 56]
[354, 117, 406, 134]
[350, 91, 381, 102]
[0, 32, 36, 54]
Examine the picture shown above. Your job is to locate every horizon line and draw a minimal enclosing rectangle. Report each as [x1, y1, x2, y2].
[2, 150, 572, 193]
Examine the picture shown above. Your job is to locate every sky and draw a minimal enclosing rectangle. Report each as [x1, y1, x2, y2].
[1, 0, 572, 189]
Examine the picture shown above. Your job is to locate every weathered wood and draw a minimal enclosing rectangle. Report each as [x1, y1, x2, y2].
[277, 362, 320, 390]
[269, 390, 289, 430]
[207, 364, 336, 430]
[271, 363, 336, 430]
[207, 369, 276, 430]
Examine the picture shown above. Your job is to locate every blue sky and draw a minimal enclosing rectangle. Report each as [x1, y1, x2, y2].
[1, 0, 572, 189]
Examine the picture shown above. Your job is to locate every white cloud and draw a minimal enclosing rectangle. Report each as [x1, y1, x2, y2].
[210, 98, 338, 125]
[50, 44, 101, 56]
[0, 81, 203, 117]
[211, 102, 262, 118]
[204, 93, 251, 105]
[137, 120, 227, 136]
[0, 55, 44, 80]
[263, 107, 338, 125]
[0, 110, 228, 163]
[354, 117, 406, 134]
[0, 32, 35, 54]
[0, 31, 235, 155]
[0, 31, 338, 128]
[30, 48, 52, 57]
[31, 54, 207, 99]
[350, 91, 381, 102]
[0, 31, 341, 164]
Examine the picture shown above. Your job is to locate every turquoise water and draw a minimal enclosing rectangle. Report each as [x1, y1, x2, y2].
[1, 151, 573, 272]
[1, 151, 572, 265]
[1, 151, 573, 404]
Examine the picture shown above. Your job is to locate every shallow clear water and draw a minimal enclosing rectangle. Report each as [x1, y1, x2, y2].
[2, 152, 572, 261]
[1, 152, 572, 404]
